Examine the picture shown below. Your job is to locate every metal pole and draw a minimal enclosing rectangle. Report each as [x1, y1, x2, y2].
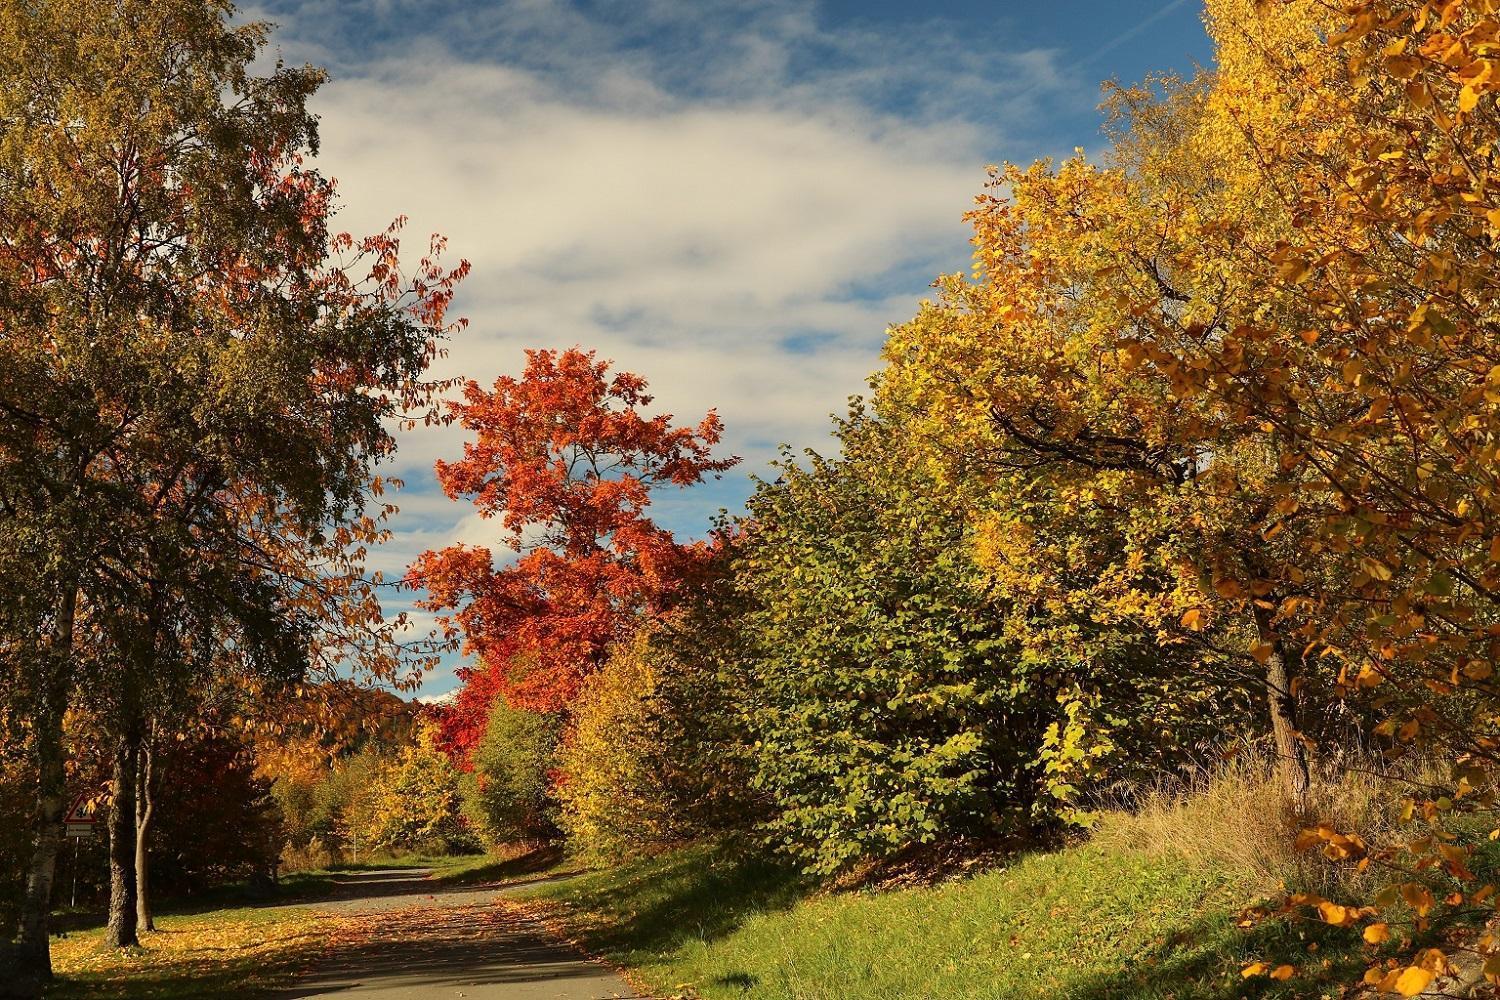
[70, 836, 78, 909]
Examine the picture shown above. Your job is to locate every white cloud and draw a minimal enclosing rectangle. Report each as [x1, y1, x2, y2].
[256, 0, 1090, 697]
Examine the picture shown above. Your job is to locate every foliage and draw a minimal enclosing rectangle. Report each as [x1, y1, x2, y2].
[147, 732, 283, 896]
[711, 405, 1237, 874]
[408, 348, 738, 760]
[0, 0, 464, 972]
[874, 0, 1500, 987]
[361, 722, 478, 855]
[0, 734, 32, 932]
[462, 698, 562, 844]
[556, 636, 680, 860]
[724, 409, 1038, 873]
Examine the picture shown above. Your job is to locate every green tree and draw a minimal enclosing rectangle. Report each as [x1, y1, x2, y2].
[0, 0, 464, 978]
[463, 698, 561, 844]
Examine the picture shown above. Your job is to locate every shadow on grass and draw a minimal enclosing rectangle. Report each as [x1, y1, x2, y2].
[429, 843, 568, 887]
[540, 842, 810, 965]
[1051, 909, 1371, 1000]
[39, 942, 313, 1000]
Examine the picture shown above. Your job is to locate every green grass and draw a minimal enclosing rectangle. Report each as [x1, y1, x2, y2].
[521, 842, 1375, 1000]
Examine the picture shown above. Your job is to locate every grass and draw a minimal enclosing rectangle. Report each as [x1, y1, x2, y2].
[516, 760, 1472, 1000]
[519, 840, 1381, 1000]
[33, 760, 1485, 999]
[42, 905, 334, 999]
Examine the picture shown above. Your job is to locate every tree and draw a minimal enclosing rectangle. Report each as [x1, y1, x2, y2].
[408, 348, 737, 761]
[881, 0, 1500, 985]
[715, 405, 1237, 873]
[462, 700, 560, 844]
[363, 721, 476, 855]
[0, 0, 465, 979]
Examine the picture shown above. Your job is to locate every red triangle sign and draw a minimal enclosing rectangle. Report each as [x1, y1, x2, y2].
[63, 791, 96, 825]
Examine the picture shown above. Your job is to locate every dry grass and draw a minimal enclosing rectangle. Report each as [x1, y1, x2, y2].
[1090, 750, 1444, 899]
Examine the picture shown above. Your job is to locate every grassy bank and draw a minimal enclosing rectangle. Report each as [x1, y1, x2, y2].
[518, 840, 1375, 999]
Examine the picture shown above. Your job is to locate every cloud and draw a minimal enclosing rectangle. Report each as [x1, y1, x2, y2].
[252, 0, 1096, 696]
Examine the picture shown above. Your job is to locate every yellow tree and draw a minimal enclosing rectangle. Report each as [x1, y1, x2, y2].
[884, 0, 1500, 988]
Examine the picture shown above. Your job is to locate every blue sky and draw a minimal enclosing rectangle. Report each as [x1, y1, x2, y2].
[249, 0, 1212, 699]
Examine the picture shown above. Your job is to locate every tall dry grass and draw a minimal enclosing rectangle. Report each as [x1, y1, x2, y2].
[1090, 750, 1446, 899]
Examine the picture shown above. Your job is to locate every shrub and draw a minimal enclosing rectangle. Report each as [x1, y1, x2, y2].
[462, 697, 560, 844]
[557, 637, 678, 861]
[730, 410, 1050, 875]
[363, 723, 480, 855]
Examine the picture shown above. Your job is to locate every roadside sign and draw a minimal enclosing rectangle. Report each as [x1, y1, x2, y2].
[63, 791, 97, 839]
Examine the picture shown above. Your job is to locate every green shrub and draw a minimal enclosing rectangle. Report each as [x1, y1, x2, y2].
[462, 697, 560, 843]
[730, 411, 1039, 874]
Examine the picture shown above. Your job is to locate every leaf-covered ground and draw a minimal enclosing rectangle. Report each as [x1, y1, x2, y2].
[43, 905, 341, 999]
[518, 842, 1376, 1000]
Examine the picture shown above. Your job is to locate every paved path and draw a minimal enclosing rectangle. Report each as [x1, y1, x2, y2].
[270, 869, 646, 1000]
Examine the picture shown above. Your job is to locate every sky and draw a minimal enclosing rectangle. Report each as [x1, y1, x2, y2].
[248, 0, 1213, 699]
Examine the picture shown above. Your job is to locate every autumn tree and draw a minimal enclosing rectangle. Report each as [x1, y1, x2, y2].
[0, 0, 464, 980]
[880, 0, 1500, 988]
[408, 348, 737, 761]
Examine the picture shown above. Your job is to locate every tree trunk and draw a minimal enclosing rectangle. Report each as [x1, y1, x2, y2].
[1252, 605, 1312, 804]
[134, 739, 154, 933]
[105, 730, 138, 949]
[15, 585, 78, 984]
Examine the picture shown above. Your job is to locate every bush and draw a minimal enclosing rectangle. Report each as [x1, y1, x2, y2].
[0, 731, 32, 930]
[729, 410, 1051, 875]
[462, 697, 560, 844]
[362, 723, 479, 855]
[557, 637, 678, 860]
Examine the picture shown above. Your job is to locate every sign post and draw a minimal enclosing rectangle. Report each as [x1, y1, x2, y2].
[63, 792, 97, 909]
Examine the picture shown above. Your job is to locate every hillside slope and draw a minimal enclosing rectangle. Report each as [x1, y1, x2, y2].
[519, 840, 1372, 999]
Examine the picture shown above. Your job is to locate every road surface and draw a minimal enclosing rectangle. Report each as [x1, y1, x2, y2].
[270, 868, 646, 1000]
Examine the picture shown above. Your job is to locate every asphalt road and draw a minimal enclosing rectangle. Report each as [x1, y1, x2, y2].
[269, 869, 646, 1000]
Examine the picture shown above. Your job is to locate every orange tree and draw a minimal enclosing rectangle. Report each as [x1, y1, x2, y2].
[407, 348, 736, 763]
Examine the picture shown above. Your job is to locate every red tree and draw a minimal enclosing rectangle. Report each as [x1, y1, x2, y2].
[407, 348, 737, 762]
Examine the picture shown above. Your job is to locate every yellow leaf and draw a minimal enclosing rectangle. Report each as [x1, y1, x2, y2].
[1365, 922, 1390, 944]
[1401, 882, 1435, 917]
[1270, 964, 1294, 980]
[1394, 965, 1434, 996]
[1180, 608, 1204, 631]
[1319, 901, 1353, 926]
[1241, 961, 1268, 978]
[1461, 86, 1481, 113]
